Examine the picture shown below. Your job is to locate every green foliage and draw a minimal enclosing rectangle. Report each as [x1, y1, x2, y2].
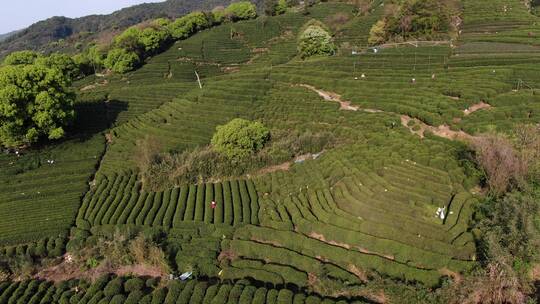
[104, 48, 140, 73]
[103, 277, 124, 297]
[139, 27, 171, 54]
[211, 119, 270, 160]
[0, 63, 75, 147]
[35, 53, 80, 79]
[114, 27, 144, 53]
[478, 190, 540, 265]
[2, 51, 41, 66]
[369, 0, 460, 44]
[265, 0, 289, 16]
[224, 1, 258, 21]
[368, 20, 387, 45]
[297, 20, 336, 59]
[169, 12, 213, 40]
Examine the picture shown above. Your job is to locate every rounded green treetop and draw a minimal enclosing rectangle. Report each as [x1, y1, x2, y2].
[211, 118, 270, 160]
[104, 48, 141, 74]
[224, 1, 257, 21]
[298, 20, 336, 59]
[0, 61, 75, 148]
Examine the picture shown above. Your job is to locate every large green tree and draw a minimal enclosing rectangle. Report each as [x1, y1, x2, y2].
[36, 53, 80, 79]
[104, 48, 140, 74]
[168, 12, 213, 40]
[298, 20, 336, 59]
[0, 62, 75, 148]
[224, 1, 257, 21]
[211, 118, 270, 160]
[2, 50, 41, 66]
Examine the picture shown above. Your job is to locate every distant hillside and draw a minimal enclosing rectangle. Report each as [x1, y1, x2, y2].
[0, 29, 21, 42]
[0, 0, 263, 58]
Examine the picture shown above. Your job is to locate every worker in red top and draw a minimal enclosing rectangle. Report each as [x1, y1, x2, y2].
[211, 201, 217, 209]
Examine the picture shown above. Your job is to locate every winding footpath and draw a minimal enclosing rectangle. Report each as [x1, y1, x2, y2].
[297, 84, 490, 142]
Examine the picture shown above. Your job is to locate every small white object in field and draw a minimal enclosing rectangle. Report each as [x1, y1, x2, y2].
[179, 271, 192, 280]
[361, 73, 366, 78]
[355, 77, 358, 80]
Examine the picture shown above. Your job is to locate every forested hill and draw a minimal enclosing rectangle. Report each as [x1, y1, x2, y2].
[0, 0, 263, 58]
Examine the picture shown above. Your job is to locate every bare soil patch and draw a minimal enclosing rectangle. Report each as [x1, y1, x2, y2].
[34, 254, 166, 283]
[464, 101, 491, 115]
[439, 267, 463, 283]
[80, 79, 109, 92]
[297, 84, 359, 111]
[401, 115, 476, 142]
[257, 161, 291, 175]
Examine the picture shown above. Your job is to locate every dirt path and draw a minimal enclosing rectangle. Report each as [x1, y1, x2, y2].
[298, 84, 372, 112]
[34, 254, 166, 282]
[400, 115, 475, 141]
[464, 101, 491, 115]
[296, 83, 482, 142]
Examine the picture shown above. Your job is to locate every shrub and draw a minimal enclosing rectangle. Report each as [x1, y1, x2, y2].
[297, 20, 336, 59]
[265, 0, 288, 16]
[124, 278, 144, 293]
[104, 48, 140, 74]
[110, 294, 126, 304]
[151, 287, 167, 304]
[211, 118, 270, 160]
[472, 134, 528, 195]
[103, 277, 124, 297]
[124, 290, 144, 304]
[224, 1, 257, 21]
[368, 20, 387, 45]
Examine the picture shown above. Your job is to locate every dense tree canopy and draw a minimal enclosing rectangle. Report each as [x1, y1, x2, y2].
[0, 62, 75, 147]
[211, 118, 270, 160]
[265, 0, 289, 16]
[224, 1, 258, 21]
[297, 20, 336, 59]
[2, 50, 41, 66]
[368, 0, 461, 45]
[139, 26, 172, 54]
[168, 12, 213, 40]
[104, 48, 140, 74]
[36, 53, 80, 79]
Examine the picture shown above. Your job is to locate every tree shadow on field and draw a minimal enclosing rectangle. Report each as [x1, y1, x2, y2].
[69, 99, 128, 140]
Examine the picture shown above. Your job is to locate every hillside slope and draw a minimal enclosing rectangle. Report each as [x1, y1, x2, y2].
[0, 0, 539, 303]
[0, 0, 263, 58]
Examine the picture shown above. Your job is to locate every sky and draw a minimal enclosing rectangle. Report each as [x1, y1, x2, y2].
[0, 0, 166, 34]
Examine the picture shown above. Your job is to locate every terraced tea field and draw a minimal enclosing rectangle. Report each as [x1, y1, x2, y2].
[2, 0, 540, 302]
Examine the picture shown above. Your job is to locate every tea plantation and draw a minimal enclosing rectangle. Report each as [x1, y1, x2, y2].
[1, 0, 540, 302]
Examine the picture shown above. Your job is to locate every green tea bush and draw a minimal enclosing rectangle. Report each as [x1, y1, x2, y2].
[124, 278, 144, 293]
[124, 290, 144, 304]
[103, 277, 124, 297]
[109, 294, 126, 304]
